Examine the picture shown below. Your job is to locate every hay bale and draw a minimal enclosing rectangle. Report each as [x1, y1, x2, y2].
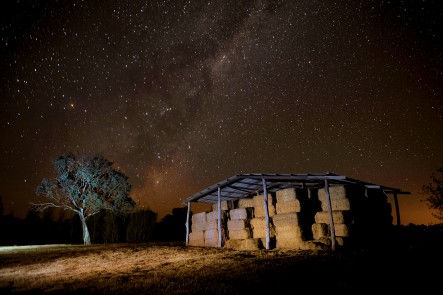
[312, 223, 329, 239]
[272, 212, 301, 227]
[192, 211, 207, 224]
[250, 217, 275, 238]
[275, 225, 304, 238]
[276, 188, 297, 203]
[212, 200, 234, 211]
[303, 239, 330, 251]
[227, 219, 248, 231]
[224, 238, 262, 251]
[229, 208, 252, 220]
[276, 200, 301, 214]
[205, 219, 220, 230]
[206, 210, 228, 222]
[317, 185, 348, 201]
[191, 219, 206, 231]
[276, 236, 305, 250]
[252, 194, 274, 207]
[320, 198, 351, 211]
[312, 222, 349, 238]
[228, 228, 251, 240]
[334, 223, 349, 237]
[204, 228, 227, 247]
[189, 230, 204, 241]
[238, 198, 255, 208]
[188, 239, 205, 247]
[253, 204, 276, 217]
[275, 188, 307, 203]
[314, 211, 351, 224]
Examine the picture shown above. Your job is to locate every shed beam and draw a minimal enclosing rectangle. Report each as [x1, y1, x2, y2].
[185, 201, 190, 246]
[262, 178, 270, 250]
[393, 193, 401, 225]
[217, 187, 222, 248]
[324, 179, 336, 251]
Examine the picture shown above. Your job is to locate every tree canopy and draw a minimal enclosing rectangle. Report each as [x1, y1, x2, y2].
[422, 167, 443, 221]
[33, 152, 135, 244]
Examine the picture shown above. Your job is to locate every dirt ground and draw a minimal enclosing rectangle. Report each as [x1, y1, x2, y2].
[0, 241, 441, 294]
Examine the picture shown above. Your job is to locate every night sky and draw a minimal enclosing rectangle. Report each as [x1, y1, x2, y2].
[1, 0, 442, 225]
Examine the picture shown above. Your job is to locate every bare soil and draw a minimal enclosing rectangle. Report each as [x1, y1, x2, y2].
[0, 241, 440, 294]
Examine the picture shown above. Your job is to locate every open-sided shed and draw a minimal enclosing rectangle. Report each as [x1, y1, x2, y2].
[182, 172, 410, 251]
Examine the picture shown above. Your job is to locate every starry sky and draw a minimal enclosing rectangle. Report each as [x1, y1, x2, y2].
[1, 0, 442, 225]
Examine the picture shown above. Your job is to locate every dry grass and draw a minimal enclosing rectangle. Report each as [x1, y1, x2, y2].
[0, 240, 441, 294]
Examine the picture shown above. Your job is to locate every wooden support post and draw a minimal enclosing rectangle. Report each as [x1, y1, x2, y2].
[393, 193, 401, 225]
[324, 179, 336, 251]
[217, 187, 222, 248]
[262, 178, 270, 250]
[185, 201, 190, 246]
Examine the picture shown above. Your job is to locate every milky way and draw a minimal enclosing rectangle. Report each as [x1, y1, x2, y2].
[1, 0, 442, 224]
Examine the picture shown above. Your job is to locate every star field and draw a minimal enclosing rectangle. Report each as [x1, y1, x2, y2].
[1, 0, 442, 224]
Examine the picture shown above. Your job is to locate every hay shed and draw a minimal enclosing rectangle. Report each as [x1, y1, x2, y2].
[182, 172, 410, 251]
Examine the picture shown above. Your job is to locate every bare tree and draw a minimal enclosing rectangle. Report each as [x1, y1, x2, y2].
[423, 167, 443, 221]
[32, 153, 135, 244]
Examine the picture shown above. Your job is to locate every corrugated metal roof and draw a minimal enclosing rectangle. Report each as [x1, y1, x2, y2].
[182, 172, 410, 205]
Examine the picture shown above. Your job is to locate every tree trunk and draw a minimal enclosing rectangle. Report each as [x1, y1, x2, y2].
[79, 211, 91, 245]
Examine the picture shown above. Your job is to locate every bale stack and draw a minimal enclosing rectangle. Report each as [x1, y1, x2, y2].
[249, 194, 276, 241]
[227, 208, 252, 240]
[224, 207, 263, 250]
[252, 194, 276, 218]
[188, 211, 206, 247]
[273, 188, 307, 249]
[204, 210, 228, 247]
[311, 185, 353, 247]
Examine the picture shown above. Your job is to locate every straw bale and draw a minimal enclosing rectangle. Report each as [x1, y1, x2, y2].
[204, 228, 227, 247]
[276, 188, 309, 203]
[252, 194, 273, 207]
[276, 200, 301, 214]
[275, 225, 303, 238]
[312, 223, 329, 240]
[206, 210, 228, 222]
[227, 219, 248, 231]
[191, 220, 206, 231]
[238, 198, 255, 208]
[212, 200, 234, 211]
[192, 211, 207, 224]
[253, 204, 276, 217]
[272, 212, 301, 227]
[334, 223, 349, 237]
[189, 230, 204, 241]
[276, 188, 297, 203]
[318, 185, 348, 201]
[188, 239, 205, 247]
[320, 198, 351, 211]
[314, 211, 350, 224]
[205, 219, 225, 230]
[224, 238, 262, 251]
[229, 208, 252, 220]
[250, 217, 275, 238]
[276, 236, 305, 250]
[303, 239, 330, 251]
[228, 228, 251, 240]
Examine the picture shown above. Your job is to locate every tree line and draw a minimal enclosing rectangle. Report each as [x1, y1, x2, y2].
[0, 203, 189, 246]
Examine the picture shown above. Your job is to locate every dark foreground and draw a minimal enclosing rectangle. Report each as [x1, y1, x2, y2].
[0, 226, 442, 294]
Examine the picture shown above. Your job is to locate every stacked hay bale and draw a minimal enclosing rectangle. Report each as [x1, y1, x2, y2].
[188, 211, 206, 247]
[224, 207, 263, 250]
[311, 185, 353, 247]
[249, 194, 276, 244]
[273, 188, 308, 249]
[205, 203, 230, 247]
